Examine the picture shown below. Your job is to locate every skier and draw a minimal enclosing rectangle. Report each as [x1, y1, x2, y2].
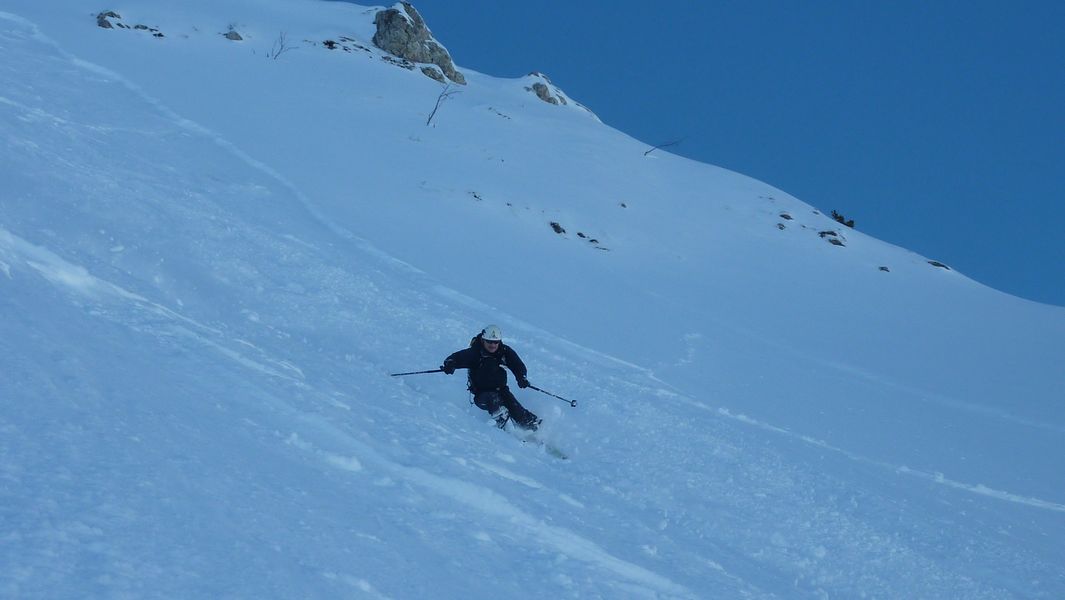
[441, 325, 541, 431]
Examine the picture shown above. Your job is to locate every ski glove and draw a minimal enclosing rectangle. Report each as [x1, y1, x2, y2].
[441, 362, 456, 375]
[517, 377, 530, 389]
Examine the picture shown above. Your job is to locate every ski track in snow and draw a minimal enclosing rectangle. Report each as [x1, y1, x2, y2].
[281, 416, 694, 595]
[707, 312, 1065, 436]
[817, 357, 1065, 435]
[385, 462, 693, 598]
[467, 458, 544, 489]
[706, 398, 1065, 513]
[559, 333, 1065, 514]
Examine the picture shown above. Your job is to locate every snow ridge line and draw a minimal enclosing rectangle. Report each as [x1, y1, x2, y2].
[712, 406, 1065, 513]
[526, 329, 1065, 513]
[0, 10, 422, 278]
[714, 313, 1065, 436]
[0, 226, 305, 384]
[604, 350, 1065, 514]
[0, 10, 32, 28]
[819, 358, 1065, 435]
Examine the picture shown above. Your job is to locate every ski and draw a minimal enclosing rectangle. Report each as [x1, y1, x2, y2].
[526, 437, 569, 460]
[485, 408, 569, 459]
[512, 428, 569, 460]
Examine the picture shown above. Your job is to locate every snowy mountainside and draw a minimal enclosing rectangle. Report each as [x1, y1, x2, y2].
[2, 1, 1064, 598]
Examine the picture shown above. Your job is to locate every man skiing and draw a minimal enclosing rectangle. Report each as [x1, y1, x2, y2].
[441, 325, 541, 431]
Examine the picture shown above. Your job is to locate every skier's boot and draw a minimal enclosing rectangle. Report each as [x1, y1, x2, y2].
[519, 416, 541, 432]
[490, 407, 510, 429]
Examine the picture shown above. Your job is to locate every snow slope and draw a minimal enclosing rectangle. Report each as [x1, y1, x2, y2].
[2, 2, 1063, 598]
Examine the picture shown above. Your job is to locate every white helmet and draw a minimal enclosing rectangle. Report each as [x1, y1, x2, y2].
[481, 324, 503, 341]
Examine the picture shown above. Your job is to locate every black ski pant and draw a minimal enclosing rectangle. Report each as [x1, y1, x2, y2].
[473, 387, 538, 428]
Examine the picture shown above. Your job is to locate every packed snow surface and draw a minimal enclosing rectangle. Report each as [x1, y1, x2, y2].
[2, 1, 1063, 598]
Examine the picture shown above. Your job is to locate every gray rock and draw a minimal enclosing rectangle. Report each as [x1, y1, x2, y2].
[421, 66, 446, 83]
[532, 82, 560, 105]
[526, 73, 569, 106]
[373, 3, 466, 85]
[224, 30, 243, 41]
[96, 11, 121, 29]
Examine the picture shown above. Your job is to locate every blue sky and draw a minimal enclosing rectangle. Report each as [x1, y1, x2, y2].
[392, 1, 1065, 306]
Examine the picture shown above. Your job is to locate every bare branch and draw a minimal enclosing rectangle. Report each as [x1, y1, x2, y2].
[426, 83, 462, 126]
[266, 32, 296, 60]
[644, 137, 686, 156]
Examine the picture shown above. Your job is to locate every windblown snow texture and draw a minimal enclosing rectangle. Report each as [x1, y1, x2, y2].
[1, 2, 1063, 598]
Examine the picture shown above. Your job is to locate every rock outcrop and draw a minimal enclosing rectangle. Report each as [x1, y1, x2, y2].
[522, 72, 600, 122]
[95, 10, 164, 37]
[372, 3, 465, 85]
[96, 11, 121, 29]
[526, 72, 567, 105]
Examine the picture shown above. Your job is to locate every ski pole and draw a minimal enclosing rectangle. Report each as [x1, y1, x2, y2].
[528, 384, 577, 407]
[390, 368, 444, 377]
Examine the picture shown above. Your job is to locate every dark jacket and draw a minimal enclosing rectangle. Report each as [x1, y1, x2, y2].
[443, 336, 527, 393]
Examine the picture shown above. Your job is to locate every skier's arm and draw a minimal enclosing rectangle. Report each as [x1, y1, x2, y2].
[441, 347, 475, 373]
[506, 347, 530, 387]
